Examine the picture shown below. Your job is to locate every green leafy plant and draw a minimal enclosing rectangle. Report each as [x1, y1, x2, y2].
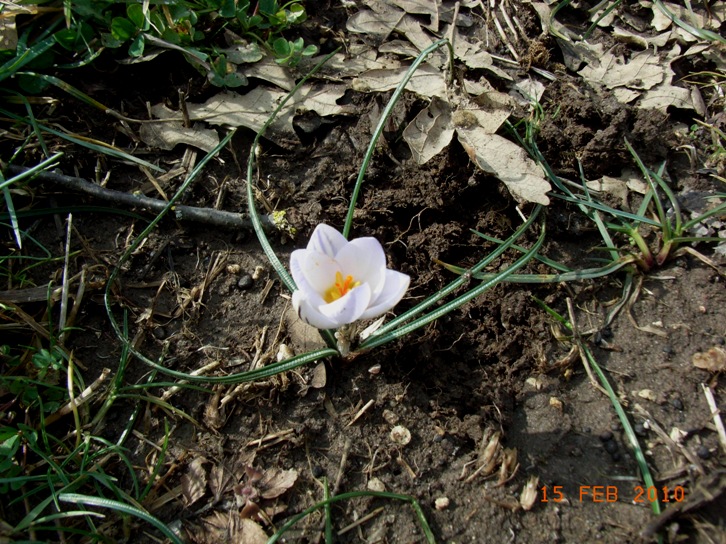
[0, 0, 317, 91]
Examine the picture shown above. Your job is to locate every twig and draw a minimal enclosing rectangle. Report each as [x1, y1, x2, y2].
[5, 165, 274, 231]
[58, 213, 72, 345]
[702, 383, 726, 455]
[43, 367, 112, 427]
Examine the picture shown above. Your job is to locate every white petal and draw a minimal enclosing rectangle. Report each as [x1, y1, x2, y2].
[292, 290, 340, 330]
[335, 237, 386, 296]
[318, 283, 371, 326]
[360, 270, 410, 320]
[290, 249, 312, 291]
[308, 224, 348, 258]
[300, 249, 340, 293]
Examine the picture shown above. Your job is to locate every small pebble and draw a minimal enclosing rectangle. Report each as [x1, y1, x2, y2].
[634, 423, 647, 437]
[671, 398, 684, 410]
[599, 431, 614, 442]
[435, 497, 450, 511]
[696, 445, 710, 460]
[312, 466, 324, 478]
[367, 477, 386, 492]
[237, 274, 254, 290]
[604, 440, 618, 454]
[662, 345, 675, 355]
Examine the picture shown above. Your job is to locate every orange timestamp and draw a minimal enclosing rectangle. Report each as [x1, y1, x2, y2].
[540, 485, 686, 504]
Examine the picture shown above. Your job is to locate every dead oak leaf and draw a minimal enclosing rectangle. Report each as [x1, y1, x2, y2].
[457, 129, 551, 206]
[578, 48, 666, 91]
[149, 84, 353, 147]
[402, 97, 454, 164]
[258, 468, 298, 500]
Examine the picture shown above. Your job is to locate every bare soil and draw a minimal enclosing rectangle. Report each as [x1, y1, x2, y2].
[2, 2, 725, 543]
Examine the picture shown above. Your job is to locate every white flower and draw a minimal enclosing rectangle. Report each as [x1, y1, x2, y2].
[290, 224, 410, 330]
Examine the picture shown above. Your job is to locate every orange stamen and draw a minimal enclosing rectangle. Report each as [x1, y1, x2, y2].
[324, 271, 360, 303]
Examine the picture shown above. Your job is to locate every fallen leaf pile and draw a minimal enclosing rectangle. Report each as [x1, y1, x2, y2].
[140, 0, 726, 206]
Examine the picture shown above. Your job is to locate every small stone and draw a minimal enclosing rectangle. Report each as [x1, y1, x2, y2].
[671, 398, 684, 410]
[662, 345, 675, 355]
[390, 425, 412, 446]
[226, 264, 241, 274]
[237, 274, 254, 290]
[599, 431, 614, 442]
[312, 466, 324, 478]
[435, 497, 450, 511]
[367, 477, 386, 492]
[634, 423, 647, 437]
[368, 364, 382, 375]
[637, 389, 658, 402]
[696, 445, 710, 459]
[604, 440, 618, 454]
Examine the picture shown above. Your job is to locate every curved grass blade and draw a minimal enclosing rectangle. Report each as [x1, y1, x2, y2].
[245, 50, 340, 294]
[0, 108, 164, 172]
[0, 153, 63, 191]
[342, 38, 454, 239]
[370, 205, 542, 340]
[59, 493, 183, 544]
[245, 49, 341, 351]
[361, 218, 547, 351]
[438, 255, 636, 283]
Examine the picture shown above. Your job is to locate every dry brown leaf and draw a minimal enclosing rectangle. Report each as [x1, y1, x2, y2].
[140, 104, 220, 152]
[693, 347, 726, 373]
[578, 48, 665, 91]
[259, 468, 298, 499]
[346, 2, 404, 38]
[456, 129, 551, 205]
[181, 457, 208, 507]
[638, 83, 703, 114]
[402, 97, 454, 164]
[178, 84, 353, 145]
[209, 462, 235, 503]
[351, 63, 447, 98]
[387, 0, 440, 31]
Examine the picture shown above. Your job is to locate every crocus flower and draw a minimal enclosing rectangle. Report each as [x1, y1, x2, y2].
[290, 224, 410, 330]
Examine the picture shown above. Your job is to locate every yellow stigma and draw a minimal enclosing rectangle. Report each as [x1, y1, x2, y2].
[324, 271, 360, 303]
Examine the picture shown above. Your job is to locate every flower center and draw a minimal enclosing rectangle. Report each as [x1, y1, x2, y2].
[324, 271, 360, 303]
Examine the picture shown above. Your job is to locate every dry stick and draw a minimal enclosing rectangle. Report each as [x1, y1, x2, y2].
[58, 213, 72, 345]
[5, 165, 274, 231]
[701, 383, 726, 455]
[43, 367, 112, 427]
